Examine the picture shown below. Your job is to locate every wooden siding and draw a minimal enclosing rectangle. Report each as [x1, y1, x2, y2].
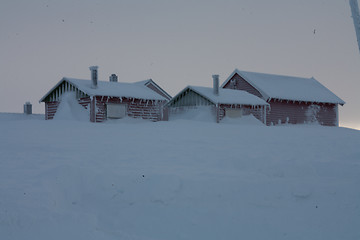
[45, 101, 60, 120]
[78, 97, 91, 110]
[223, 73, 263, 98]
[93, 96, 167, 122]
[168, 89, 213, 107]
[267, 100, 337, 126]
[219, 104, 265, 123]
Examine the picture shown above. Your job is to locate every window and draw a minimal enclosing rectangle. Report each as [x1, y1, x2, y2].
[107, 103, 126, 119]
[225, 108, 243, 118]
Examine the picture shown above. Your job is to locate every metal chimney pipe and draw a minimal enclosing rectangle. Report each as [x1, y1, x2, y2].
[89, 66, 98, 88]
[212, 74, 219, 95]
[109, 74, 118, 82]
[23, 102, 32, 114]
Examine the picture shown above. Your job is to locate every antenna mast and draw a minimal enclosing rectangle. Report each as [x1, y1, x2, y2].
[349, 0, 360, 53]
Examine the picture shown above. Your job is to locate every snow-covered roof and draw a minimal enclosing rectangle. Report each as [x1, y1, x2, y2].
[173, 86, 269, 106]
[133, 79, 152, 85]
[221, 69, 345, 105]
[134, 79, 172, 100]
[40, 78, 167, 102]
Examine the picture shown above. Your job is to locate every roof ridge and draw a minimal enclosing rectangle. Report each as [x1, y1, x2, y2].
[236, 69, 313, 80]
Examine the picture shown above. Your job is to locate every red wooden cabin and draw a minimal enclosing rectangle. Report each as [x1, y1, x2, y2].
[40, 67, 170, 122]
[221, 69, 345, 126]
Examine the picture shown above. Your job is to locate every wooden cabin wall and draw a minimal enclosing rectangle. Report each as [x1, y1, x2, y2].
[223, 73, 263, 98]
[94, 96, 166, 122]
[45, 101, 60, 120]
[267, 100, 337, 126]
[219, 104, 265, 123]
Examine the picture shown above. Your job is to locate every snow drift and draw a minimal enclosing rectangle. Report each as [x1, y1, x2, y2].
[0, 114, 359, 240]
[54, 91, 89, 121]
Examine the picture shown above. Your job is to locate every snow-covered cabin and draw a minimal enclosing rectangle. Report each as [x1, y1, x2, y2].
[166, 75, 269, 123]
[221, 69, 345, 126]
[40, 66, 170, 122]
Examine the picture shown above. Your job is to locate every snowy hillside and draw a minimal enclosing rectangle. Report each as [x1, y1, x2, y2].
[0, 114, 359, 240]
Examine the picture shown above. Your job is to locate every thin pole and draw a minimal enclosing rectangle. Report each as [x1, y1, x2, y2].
[349, 0, 360, 53]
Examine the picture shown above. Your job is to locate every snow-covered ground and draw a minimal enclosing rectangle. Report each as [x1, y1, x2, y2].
[0, 113, 359, 240]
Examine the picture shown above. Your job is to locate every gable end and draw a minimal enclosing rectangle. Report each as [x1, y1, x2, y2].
[42, 79, 89, 102]
[223, 73, 264, 99]
[167, 88, 213, 107]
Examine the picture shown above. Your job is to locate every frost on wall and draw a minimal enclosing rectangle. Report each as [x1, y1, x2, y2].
[305, 105, 320, 124]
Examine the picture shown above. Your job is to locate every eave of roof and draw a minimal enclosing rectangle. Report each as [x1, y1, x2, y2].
[39, 77, 167, 102]
[134, 79, 172, 100]
[39, 78, 67, 102]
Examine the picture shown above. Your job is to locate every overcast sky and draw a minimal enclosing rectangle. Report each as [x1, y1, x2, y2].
[1, 0, 359, 129]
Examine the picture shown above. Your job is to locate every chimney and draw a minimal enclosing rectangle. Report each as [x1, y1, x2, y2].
[109, 74, 118, 82]
[212, 74, 219, 95]
[89, 66, 98, 88]
[24, 102, 32, 114]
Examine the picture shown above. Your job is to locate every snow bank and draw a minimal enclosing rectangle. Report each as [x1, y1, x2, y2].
[0, 112, 43, 121]
[53, 92, 89, 121]
[221, 114, 265, 125]
[169, 106, 216, 122]
[0, 117, 359, 240]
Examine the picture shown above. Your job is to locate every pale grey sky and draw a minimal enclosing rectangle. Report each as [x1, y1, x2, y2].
[1, 0, 359, 129]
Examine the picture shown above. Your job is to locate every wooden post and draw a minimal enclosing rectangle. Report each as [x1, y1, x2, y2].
[90, 97, 96, 122]
[263, 106, 267, 125]
[335, 104, 339, 127]
[45, 102, 48, 120]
